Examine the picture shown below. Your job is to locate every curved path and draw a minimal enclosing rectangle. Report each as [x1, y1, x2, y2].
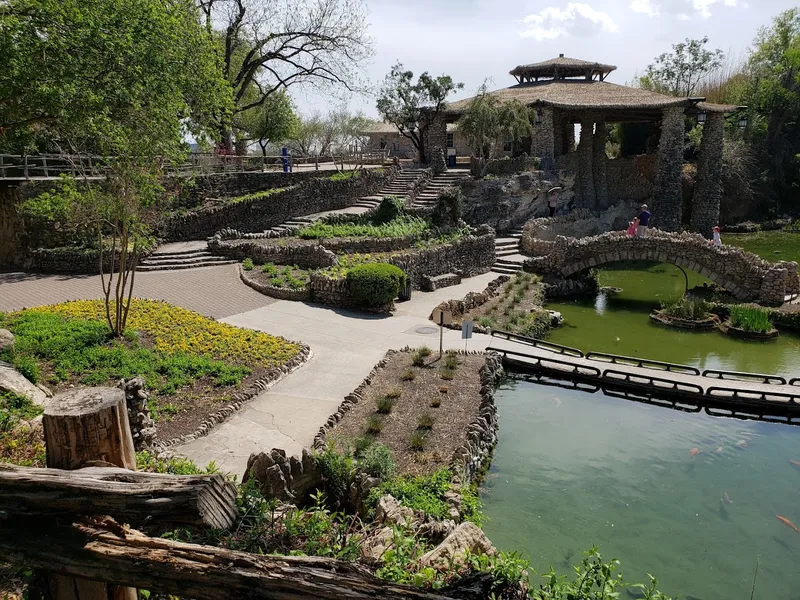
[0, 265, 495, 477]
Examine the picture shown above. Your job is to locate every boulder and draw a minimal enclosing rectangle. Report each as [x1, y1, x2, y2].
[360, 526, 395, 561]
[419, 522, 496, 569]
[244, 448, 322, 503]
[0, 363, 46, 406]
[0, 329, 13, 353]
[375, 494, 415, 527]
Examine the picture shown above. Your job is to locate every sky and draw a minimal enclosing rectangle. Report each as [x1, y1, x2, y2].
[292, 0, 798, 119]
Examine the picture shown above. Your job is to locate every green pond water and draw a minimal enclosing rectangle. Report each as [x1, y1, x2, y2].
[481, 254, 800, 599]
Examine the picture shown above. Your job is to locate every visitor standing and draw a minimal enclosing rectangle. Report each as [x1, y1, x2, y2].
[547, 186, 562, 218]
[626, 217, 639, 237]
[636, 204, 651, 237]
[712, 225, 722, 247]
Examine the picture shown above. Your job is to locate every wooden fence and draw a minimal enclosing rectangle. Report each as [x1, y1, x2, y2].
[0, 386, 462, 599]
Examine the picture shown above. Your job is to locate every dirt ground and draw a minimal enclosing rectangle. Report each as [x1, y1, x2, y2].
[328, 350, 485, 476]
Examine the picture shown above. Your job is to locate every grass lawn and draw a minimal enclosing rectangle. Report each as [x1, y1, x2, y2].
[0, 299, 303, 442]
[297, 215, 430, 240]
[726, 230, 800, 264]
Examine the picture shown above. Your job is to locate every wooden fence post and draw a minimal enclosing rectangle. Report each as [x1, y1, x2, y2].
[41, 387, 138, 600]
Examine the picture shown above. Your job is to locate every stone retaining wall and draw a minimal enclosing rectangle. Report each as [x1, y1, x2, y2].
[523, 229, 799, 305]
[173, 170, 324, 209]
[208, 237, 337, 270]
[555, 153, 655, 204]
[239, 266, 311, 302]
[160, 167, 397, 241]
[20, 246, 148, 275]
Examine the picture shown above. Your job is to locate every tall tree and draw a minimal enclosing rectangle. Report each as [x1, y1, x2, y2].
[375, 63, 463, 164]
[457, 83, 531, 160]
[198, 0, 374, 151]
[238, 91, 299, 156]
[639, 37, 725, 97]
[744, 8, 800, 214]
[4, 0, 231, 336]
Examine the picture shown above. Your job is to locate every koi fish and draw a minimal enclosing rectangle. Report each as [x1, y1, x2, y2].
[789, 459, 800, 469]
[715, 446, 724, 454]
[689, 447, 700, 458]
[736, 439, 748, 448]
[777, 515, 799, 533]
[721, 491, 732, 505]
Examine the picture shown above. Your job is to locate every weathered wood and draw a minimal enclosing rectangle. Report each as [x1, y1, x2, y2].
[43, 387, 136, 470]
[42, 386, 137, 600]
[0, 464, 238, 530]
[0, 517, 462, 600]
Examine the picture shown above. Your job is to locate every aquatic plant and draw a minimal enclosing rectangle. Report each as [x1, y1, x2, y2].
[660, 297, 713, 320]
[729, 305, 773, 333]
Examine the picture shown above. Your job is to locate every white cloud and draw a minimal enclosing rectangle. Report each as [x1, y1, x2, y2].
[520, 3, 619, 42]
[630, 0, 742, 19]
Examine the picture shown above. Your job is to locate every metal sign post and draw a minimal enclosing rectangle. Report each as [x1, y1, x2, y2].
[431, 308, 452, 359]
[462, 320, 473, 352]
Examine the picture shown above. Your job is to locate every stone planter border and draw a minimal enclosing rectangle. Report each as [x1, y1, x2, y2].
[153, 344, 312, 450]
[720, 321, 779, 340]
[239, 265, 311, 302]
[649, 310, 720, 330]
[429, 275, 510, 335]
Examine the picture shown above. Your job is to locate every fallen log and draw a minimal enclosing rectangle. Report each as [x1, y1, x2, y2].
[0, 517, 461, 600]
[0, 464, 238, 530]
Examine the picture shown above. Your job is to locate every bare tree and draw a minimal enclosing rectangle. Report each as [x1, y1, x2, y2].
[199, 0, 374, 150]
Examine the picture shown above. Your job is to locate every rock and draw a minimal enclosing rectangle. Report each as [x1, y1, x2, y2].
[375, 494, 415, 527]
[0, 363, 46, 406]
[244, 448, 323, 503]
[0, 329, 13, 353]
[118, 377, 154, 451]
[419, 522, 496, 569]
[417, 519, 457, 544]
[36, 383, 53, 398]
[360, 526, 395, 561]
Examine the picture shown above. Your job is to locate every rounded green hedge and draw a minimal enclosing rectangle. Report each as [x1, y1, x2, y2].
[346, 263, 407, 308]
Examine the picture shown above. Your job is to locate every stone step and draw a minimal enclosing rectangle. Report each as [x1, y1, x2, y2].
[138, 258, 237, 272]
[147, 248, 211, 260]
[495, 240, 519, 248]
[496, 248, 519, 257]
[142, 250, 213, 262]
[491, 265, 522, 274]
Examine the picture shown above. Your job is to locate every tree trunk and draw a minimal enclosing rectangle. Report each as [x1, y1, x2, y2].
[0, 464, 238, 530]
[41, 387, 138, 600]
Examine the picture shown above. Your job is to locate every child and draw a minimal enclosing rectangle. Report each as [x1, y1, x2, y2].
[627, 217, 639, 237]
[712, 225, 722, 247]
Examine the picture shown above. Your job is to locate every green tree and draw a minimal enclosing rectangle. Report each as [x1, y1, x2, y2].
[238, 91, 299, 156]
[743, 8, 800, 214]
[638, 37, 725, 97]
[4, 0, 231, 336]
[457, 82, 531, 160]
[375, 63, 463, 164]
[198, 0, 374, 151]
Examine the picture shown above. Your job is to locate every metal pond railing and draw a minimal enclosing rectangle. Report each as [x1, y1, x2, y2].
[701, 369, 787, 385]
[490, 330, 584, 358]
[585, 351, 700, 375]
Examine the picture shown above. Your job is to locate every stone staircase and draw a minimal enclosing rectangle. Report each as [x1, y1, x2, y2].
[138, 242, 237, 272]
[491, 226, 525, 275]
[411, 170, 470, 209]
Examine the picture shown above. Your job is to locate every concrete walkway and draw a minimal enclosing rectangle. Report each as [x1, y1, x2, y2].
[177, 273, 496, 477]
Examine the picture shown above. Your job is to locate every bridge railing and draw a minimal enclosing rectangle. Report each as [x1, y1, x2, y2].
[702, 369, 787, 385]
[585, 351, 700, 375]
[490, 330, 584, 358]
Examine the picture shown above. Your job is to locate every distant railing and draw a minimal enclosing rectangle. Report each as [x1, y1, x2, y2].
[0, 150, 391, 180]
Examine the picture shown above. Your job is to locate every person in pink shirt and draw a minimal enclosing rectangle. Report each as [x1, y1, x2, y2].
[626, 217, 639, 237]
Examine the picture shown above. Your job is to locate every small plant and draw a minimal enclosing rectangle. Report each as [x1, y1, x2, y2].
[353, 435, 374, 456]
[444, 353, 459, 369]
[375, 396, 394, 414]
[261, 262, 278, 275]
[418, 346, 432, 358]
[386, 388, 402, 399]
[411, 351, 426, 367]
[440, 367, 456, 381]
[401, 369, 416, 381]
[410, 430, 427, 451]
[366, 414, 384, 434]
[430, 397, 442, 408]
[242, 257, 254, 271]
[418, 412, 435, 429]
[660, 297, 713, 320]
[358, 443, 396, 479]
[729, 305, 773, 333]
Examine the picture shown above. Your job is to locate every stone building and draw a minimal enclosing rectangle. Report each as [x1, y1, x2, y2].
[423, 54, 742, 234]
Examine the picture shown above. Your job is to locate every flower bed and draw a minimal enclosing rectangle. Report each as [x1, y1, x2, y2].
[0, 299, 309, 442]
[239, 263, 311, 302]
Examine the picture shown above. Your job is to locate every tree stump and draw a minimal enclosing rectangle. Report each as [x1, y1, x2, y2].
[41, 387, 138, 600]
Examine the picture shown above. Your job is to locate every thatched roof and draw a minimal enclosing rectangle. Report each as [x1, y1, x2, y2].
[510, 55, 616, 80]
[695, 101, 744, 114]
[445, 80, 693, 117]
[362, 122, 459, 134]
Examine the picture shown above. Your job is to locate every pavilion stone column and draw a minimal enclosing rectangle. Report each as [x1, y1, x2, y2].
[653, 106, 686, 231]
[530, 106, 555, 171]
[592, 118, 609, 209]
[422, 112, 447, 172]
[577, 114, 596, 208]
[690, 111, 724, 237]
[563, 119, 575, 154]
[553, 112, 564, 157]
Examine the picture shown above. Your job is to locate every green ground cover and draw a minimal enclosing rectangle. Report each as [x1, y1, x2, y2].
[726, 230, 800, 264]
[297, 215, 430, 240]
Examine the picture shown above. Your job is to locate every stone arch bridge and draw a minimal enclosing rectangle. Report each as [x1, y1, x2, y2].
[523, 230, 799, 305]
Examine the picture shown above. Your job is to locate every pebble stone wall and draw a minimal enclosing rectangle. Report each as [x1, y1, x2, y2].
[690, 112, 724, 237]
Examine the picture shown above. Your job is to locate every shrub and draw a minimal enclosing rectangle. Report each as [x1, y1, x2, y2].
[368, 468, 453, 519]
[661, 297, 713, 320]
[366, 414, 384, 434]
[136, 450, 216, 474]
[375, 396, 394, 414]
[729, 305, 773, 333]
[242, 258, 254, 271]
[431, 187, 463, 227]
[353, 435, 374, 457]
[401, 370, 416, 381]
[358, 443, 396, 479]
[440, 367, 456, 381]
[373, 196, 406, 224]
[417, 412, 435, 429]
[346, 263, 407, 308]
[430, 397, 442, 408]
[261, 262, 279, 275]
[410, 430, 427, 451]
[386, 388, 402, 399]
[315, 443, 357, 511]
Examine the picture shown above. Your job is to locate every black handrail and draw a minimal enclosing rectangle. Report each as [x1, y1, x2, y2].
[585, 351, 700, 375]
[602, 369, 704, 395]
[491, 330, 584, 358]
[702, 369, 786, 385]
[705, 386, 800, 405]
[789, 377, 800, 387]
[494, 348, 600, 376]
